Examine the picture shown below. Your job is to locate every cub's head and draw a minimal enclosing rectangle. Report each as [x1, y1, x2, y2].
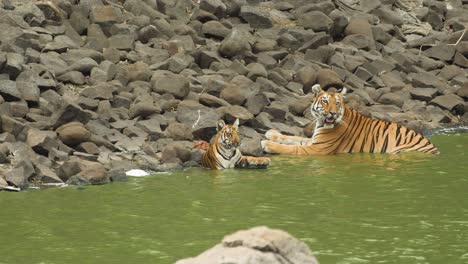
[310, 84, 347, 129]
[216, 119, 241, 148]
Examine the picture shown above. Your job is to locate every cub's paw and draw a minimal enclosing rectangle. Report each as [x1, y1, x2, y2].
[260, 157, 271, 166]
[265, 129, 282, 141]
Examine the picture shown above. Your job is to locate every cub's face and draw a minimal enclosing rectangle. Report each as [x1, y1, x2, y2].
[310, 85, 347, 129]
[216, 119, 241, 149]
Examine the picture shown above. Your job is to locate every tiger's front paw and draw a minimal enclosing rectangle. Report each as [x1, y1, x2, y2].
[265, 129, 282, 141]
[261, 140, 273, 153]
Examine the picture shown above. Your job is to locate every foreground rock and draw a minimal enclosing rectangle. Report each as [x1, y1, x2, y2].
[176, 226, 319, 264]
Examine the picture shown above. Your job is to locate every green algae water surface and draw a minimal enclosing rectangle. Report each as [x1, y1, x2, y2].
[1, 132, 467, 264]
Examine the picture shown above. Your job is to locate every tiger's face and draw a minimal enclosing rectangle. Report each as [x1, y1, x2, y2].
[310, 84, 347, 129]
[216, 119, 241, 149]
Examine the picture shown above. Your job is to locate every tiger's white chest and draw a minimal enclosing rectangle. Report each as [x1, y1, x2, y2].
[215, 149, 242, 169]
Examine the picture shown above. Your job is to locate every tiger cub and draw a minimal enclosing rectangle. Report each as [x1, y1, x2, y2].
[201, 119, 271, 169]
[262, 84, 439, 155]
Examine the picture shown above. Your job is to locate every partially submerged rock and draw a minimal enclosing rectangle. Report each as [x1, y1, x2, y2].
[176, 226, 319, 264]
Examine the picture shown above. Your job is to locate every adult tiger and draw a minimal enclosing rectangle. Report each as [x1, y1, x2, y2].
[261, 84, 439, 155]
[201, 119, 271, 169]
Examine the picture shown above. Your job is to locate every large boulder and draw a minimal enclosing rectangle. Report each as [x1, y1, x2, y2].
[151, 72, 190, 99]
[56, 122, 91, 146]
[176, 226, 319, 264]
[218, 27, 252, 58]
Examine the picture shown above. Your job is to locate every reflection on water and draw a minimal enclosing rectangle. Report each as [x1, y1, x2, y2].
[0, 133, 467, 264]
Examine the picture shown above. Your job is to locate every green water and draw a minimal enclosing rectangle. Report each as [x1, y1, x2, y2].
[1, 133, 467, 264]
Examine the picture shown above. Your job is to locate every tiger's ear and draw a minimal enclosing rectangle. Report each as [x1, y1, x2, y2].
[311, 84, 322, 95]
[340, 87, 347, 96]
[217, 120, 226, 131]
[233, 118, 239, 129]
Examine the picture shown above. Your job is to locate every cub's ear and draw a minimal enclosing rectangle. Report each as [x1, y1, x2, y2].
[233, 118, 239, 129]
[311, 84, 322, 95]
[340, 87, 347, 96]
[217, 120, 226, 131]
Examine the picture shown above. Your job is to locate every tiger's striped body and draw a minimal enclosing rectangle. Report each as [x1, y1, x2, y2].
[201, 119, 271, 170]
[261, 85, 439, 155]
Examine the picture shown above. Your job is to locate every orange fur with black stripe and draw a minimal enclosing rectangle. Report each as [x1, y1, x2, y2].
[201, 119, 271, 170]
[261, 84, 439, 155]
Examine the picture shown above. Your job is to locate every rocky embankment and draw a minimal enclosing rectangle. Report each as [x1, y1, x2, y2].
[0, 0, 467, 190]
[176, 226, 319, 264]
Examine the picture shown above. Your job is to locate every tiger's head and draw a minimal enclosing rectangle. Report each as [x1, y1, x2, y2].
[310, 84, 347, 129]
[216, 119, 241, 149]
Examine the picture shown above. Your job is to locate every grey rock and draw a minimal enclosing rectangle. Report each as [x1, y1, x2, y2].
[202, 21, 230, 39]
[80, 83, 114, 100]
[127, 61, 151, 82]
[90, 5, 123, 24]
[305, 45, 334, 63]
[57, 122, 91, 146]
[109, 34, 135, 51]
[245, 93, 270, 116]
[0, 80, 21, 101]
[438, 65, 463, 81]
[69, 11, 90, 35]
[40, 52, 68, 75]
[176, 100, 220, 139]
[423, 45, 456, 62]
[165, 122, 194, 141]
[411, 72, 443, 88]
[35, 164, 63, 184]
[218, 105, 254, 125]
[44, 35, 79, 53]
[9, 101, 29, 118]
[151, 73, 190, 99]
[199, 93, 230, 107]
[240, 137, 264, 157]
[253, 39, 277, 53]
[129, 102, 161, 119]
[124, 0, 166, 20]
[25, 128, 58, 155]
[278, 33, 300, 49]
[67, 57, 99, 75]
[138, 25, 160, 44]
[298, 11, 333, 32]
[341, 34, 374, 50]
[86, 24, 109, 51]
[136, 118, 164, 140]
[296, 1, 335, 15]
[410, 88, 438, 102]
[454, 52, 468, 68]
[378, 92, 407, 108]
[264, 101, 289, 121]
[218, 27, 252, 58]
[344, 18, 375, 48]
[246, 63, 268, 81]
[5, 166, 30, 189]
[76, 142, 100, 155]
[57, 71, 86, 85]
[381, 72, 405, 90]
[4, 53, 24, 79]
[200, 0, 227, 18]
[176, 226, 319, 264]
[220, 84, 248, 106]
[240, 6, 273, 29]
[166, 53, 194, 73]
[51, 103, 93, 129]
[297, 32, 330, 52]
[430, 94, 465, 114]
[108, 169, 128, 182]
